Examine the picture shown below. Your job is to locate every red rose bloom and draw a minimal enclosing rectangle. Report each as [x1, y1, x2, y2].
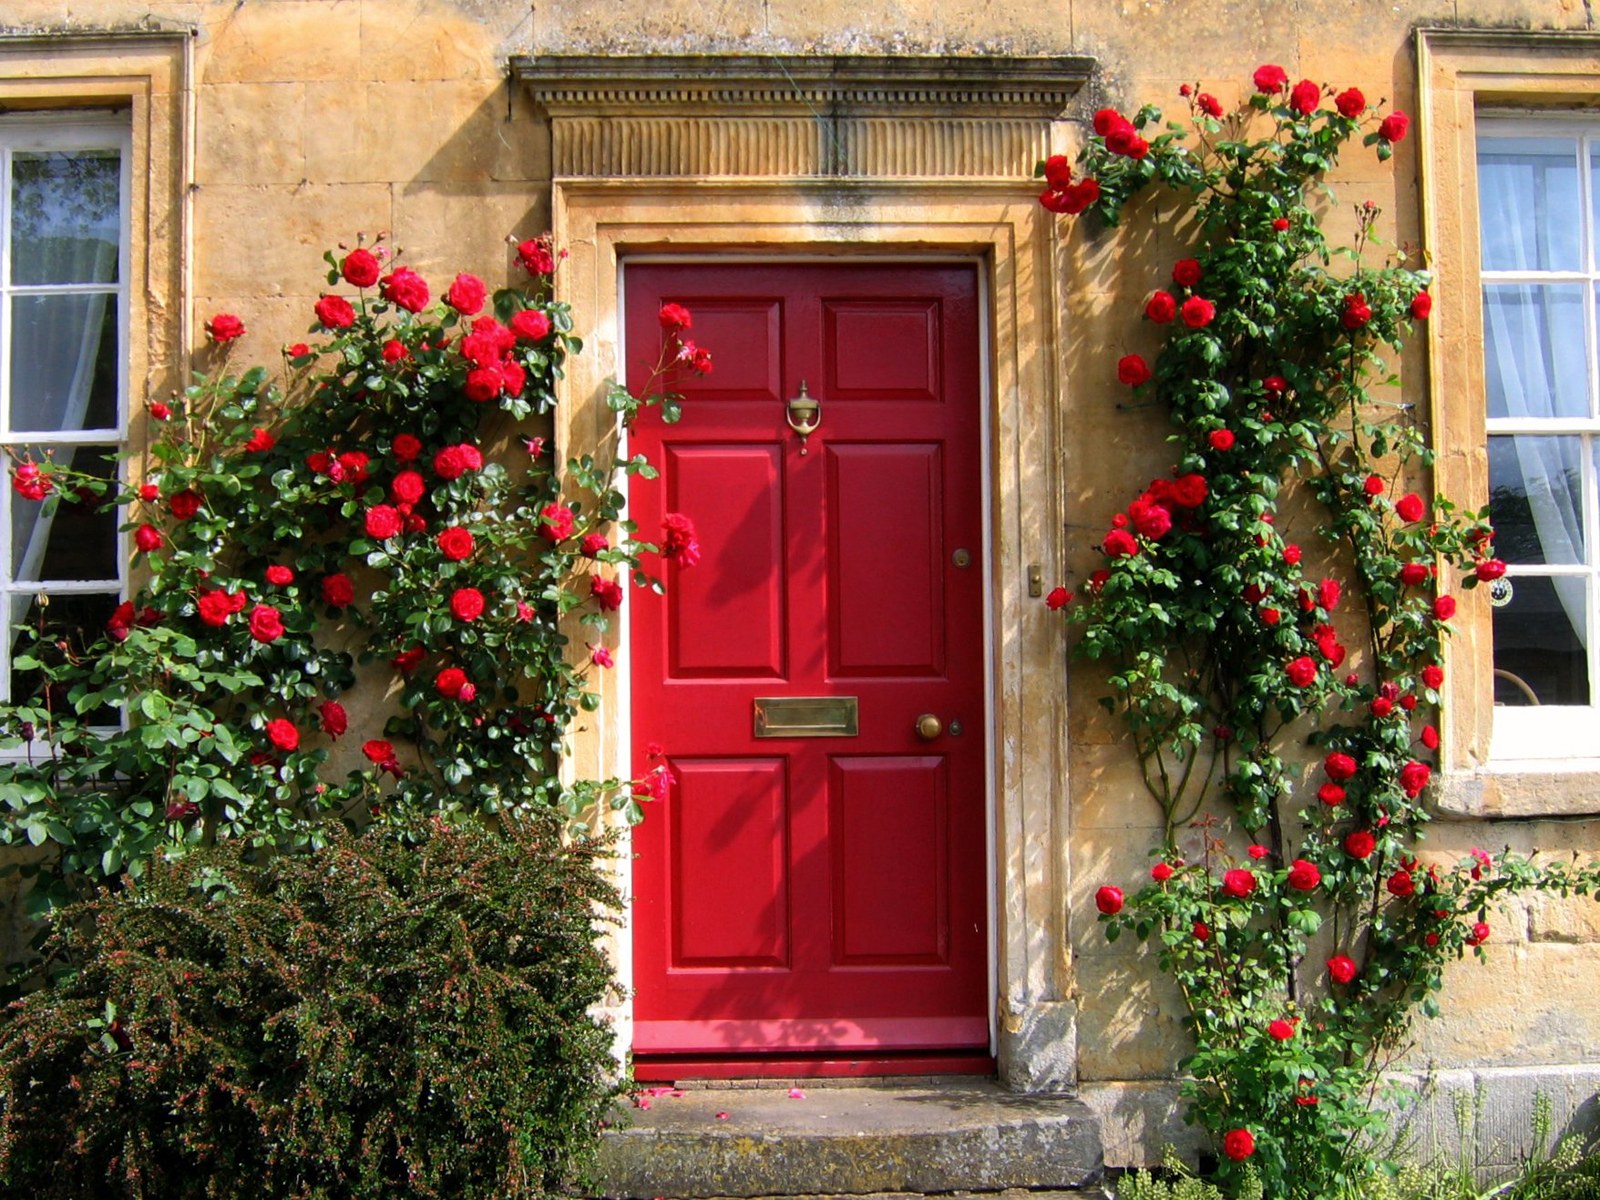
[392, 433, 422, 462]
[1371, 696, 1394, 717]
[1248, 844, 1270, 859]
[1421, 664, 1445, 690]
[1289, 79, 1321, 115]
[380, 267, 430, 313]
[134, 524, 163, 553]
[382, 338, 408, 363]
[1318, 578, 1341, 610]
[1434, 595, 1457, 621]
[1208, 429, 1235, 452]
[1363, 474, 1385, 496]
[1379, 111, 1410, 142]
[1387, 869, 1416, 898]
[1194, 921, 1211, 941]
[1287, 859, 1321, 891]
[1045, 586, 1073, 611]
[1410, 290, 1433, 319]
[321, 574, 356, 608]
[1106, 126, 1150, 159]
[362, 738, 396, 764]
[435, 667, 469, 699]
[1197, 93, 1223, 118]
[391, 645, 424, 673]
[1318, 783, 1346, 807]
[314, 294, 355, 329]
[1253, 63, 1288, 93]
[266, 718, 299, 752]
[1422, 725, 1440, 750]
[1344, 830, 1376, 859]
[1130, 498, 1172, 540]
[169, 490, 202, 521]
[244, 427, 275, 453]
[1283, 543, 1302, 565]
[1117, 354, 1151, 387]
[1475, 558, 1507, 582]
[540, 502, 576, 542]
[1093, 108, 1131, 137]
[659, 302, 693, 331]
[512, 308, 552, 341]
[390, 471, 425, 506]
[1328, 955, 1358, 984]
[150, 401, 173, 420]
[265, 565, 294, 586]
[337, 451, 369, 483]
[1103, 528, 1139, 558]
[1171, 474, 1207, 508]
[449, 587, 485, 622]
[365, 504, 403, 540]
[287, 342, 311, 358]
[1048, 178, 1101, 214]
[1399, 760, 1432, 798]
[1145, 290, 1178, 324]
[516, 236, 556, 275]
[437, 527, 474, 561]
[1043, 154, 1073, 189]
[1180, 296, 1216, 328]
[580, 533, 609, 558]
[464, 366, 503, 403]
[1268, 1018, 1296, 1041]
[248, 604, 285, 643]
[196, 589, 235, 627]
[1223, 1128, 1256, 1162]
[1286, 656, 1318, 687]
[1094, 885, 1124, 915]
[1395, 493, 1425, 523]
[1399, 562, 1429, 586]
[318, 700, 347, 738]
[1466, 921, 1491, 947]
[1151, 861, 1174, 882]
[1335, 87, 1365, 118]
[590, 575, 624, 611]
[206, 312, 246, 343]
[12, 463, 52, 501]
[1325, 751, 1358, 781]
[1222, 868, 1256, 898]
[445, 273, 487, 314]
[1172, 258, 1204, 288]
[342, 248, 381, 288]
[1341, 293, 1372, 330]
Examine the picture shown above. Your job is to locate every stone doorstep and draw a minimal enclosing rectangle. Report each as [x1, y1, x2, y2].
[592, 1081, 1107, 1199]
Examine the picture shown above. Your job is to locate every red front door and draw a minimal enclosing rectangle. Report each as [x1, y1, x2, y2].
[626, 261, 988, 1059]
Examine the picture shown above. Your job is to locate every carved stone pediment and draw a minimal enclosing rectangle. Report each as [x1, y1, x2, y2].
[511, 54, 1092, 180]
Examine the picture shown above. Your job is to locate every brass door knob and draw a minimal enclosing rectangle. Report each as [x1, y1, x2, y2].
[915, 713, 942, 740]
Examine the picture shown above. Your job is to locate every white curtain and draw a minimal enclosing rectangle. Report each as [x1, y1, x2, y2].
[1479, 142, 1589, 650]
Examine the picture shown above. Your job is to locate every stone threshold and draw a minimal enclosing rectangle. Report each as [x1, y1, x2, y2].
[593, 1080, 1106, 1198]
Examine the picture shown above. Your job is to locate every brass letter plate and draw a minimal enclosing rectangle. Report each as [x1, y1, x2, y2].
[753, 696, 859, 738]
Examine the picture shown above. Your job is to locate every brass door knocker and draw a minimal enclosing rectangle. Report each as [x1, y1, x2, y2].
[786, 380, 821, 454]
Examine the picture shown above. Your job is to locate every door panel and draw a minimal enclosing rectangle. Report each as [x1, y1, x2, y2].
[628, 261, 987, 1057]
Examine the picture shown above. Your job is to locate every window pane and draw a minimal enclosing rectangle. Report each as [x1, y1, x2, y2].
[7, 590, 119, 719]
[7, 292, 119, 433]
[1478, 136, 1581, 272]
[9, 444, 119, 582]
[1483, 284, 1588, 419]
[1488, 435, 1585, 565]
[1492, 574, 1589, 706]
[9, 149, 121, 286]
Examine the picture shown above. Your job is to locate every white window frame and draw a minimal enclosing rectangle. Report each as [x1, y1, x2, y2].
[0, 112, 131, 709]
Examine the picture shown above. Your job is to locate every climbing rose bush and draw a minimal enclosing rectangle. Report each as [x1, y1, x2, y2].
[1040, 69, 1600, 1198]
[1, 233, 705, 907]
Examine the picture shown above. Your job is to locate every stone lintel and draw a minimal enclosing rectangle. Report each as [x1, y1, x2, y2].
[512, 53, 1092, 179]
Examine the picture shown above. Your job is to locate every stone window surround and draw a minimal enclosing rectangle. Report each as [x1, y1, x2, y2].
[1418, 28, 1600, 819]
[513, 53, 1091, 1089]
[0, 29, 190, 749]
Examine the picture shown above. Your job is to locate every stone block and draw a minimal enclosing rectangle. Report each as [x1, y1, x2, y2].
[1073, 954, 1191, 1081]
[592, 1082, 1105, 1198]
[389, 182, 551, 284]
[196, 82, 306, 186]
[532, 0, 765, 53]
[999, 998, 1079, 1093]
[193, 182, 395, 300]
[354, 80, 548, 186]
[1078, 1079, 1205, 1169]
[358, 0, 514, 82]
[1529, 891, 1600, 943]
[197, 1, 364, 85]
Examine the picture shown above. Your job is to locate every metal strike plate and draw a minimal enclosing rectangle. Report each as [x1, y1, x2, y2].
[754, 696, 859, 738]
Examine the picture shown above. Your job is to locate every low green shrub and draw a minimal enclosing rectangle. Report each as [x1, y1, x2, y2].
[0, 815, 621, 1199]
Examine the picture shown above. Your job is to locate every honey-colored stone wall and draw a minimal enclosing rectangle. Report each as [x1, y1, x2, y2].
[5, 0, 1600, 1163]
